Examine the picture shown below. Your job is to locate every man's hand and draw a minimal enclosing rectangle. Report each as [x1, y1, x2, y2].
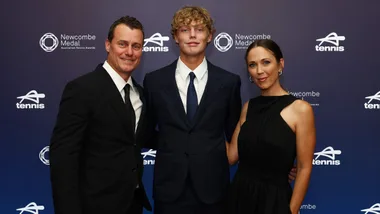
[288, 165, 297, 183]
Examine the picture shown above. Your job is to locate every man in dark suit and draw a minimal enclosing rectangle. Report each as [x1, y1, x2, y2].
[49, 16, 152, 214]
[143, 6, 241, 214]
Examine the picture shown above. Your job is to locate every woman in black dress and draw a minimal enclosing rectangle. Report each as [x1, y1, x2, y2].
[227, 39, 316, 214]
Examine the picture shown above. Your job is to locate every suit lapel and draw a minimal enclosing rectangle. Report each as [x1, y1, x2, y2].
[97, 66, 135, 138]
[191, 61, 221, 126]
[160, 60, 223, 128]
[133, 79, 146, 137]
[162, 60, 191, 128]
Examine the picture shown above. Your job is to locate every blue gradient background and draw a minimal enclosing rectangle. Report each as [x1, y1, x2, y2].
[1, 0, 379, 213]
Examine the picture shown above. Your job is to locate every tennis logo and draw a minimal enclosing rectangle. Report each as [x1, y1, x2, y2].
[16, 90, 45, 109]
[141, 149, 156, 165]
[16, 202, 45, 214]
[364, 91, 380, 110]
[143, 33, 169, 52]
[361, 203, 380, 214]
[313, 146, 341, 166]
[315, 32, 345, 52]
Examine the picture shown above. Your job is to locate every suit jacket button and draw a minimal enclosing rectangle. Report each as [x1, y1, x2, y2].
[133, 144, 137, 147]
[132, 168, 137, 172]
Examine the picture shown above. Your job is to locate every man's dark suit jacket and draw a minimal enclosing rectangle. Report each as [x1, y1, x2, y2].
[50, 64, 152, 214]
[143, 60, 242, 204]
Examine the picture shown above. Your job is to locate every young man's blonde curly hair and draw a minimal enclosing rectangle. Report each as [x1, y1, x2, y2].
[171, 6, 215, 39]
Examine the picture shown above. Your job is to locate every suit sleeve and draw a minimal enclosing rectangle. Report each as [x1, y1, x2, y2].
[225, 75, 242, 142]
[49, 81, 89, 214]
[142, 73, 158, 150]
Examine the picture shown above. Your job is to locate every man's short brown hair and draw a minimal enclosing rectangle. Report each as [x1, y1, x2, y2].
[108, 16, 144, 42]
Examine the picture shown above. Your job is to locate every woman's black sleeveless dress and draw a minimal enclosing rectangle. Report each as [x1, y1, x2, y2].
[229, 95, 298, 214]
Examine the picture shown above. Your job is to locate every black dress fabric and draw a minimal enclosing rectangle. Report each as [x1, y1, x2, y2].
[229, 95, 298, 214]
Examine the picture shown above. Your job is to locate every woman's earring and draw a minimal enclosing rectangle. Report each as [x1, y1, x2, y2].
[249, 76, 253, 83]
[278, 70, 283, 76]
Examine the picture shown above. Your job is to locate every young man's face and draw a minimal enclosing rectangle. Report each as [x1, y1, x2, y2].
[174, 21, 212, 58]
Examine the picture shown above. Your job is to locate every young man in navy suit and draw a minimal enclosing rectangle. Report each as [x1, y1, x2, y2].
[50, 16, 152, 214]
[143, 6, 241, 214]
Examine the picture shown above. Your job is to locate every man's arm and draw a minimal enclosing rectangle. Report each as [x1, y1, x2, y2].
[142, 73, 158, 150]
[225, 75, 242, 143]
[50, 81, 89, 214]
[226, 101, 248, 165]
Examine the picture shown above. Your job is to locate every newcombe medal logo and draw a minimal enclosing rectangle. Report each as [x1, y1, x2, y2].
[214, 32, 233, 52]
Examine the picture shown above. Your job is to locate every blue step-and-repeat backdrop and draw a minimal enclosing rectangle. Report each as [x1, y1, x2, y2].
[1, 0, 379, 213]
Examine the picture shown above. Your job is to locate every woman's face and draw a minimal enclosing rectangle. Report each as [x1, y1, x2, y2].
[246, 46, 284, 91]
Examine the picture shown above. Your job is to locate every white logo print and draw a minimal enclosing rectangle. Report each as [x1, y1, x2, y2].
[298, 204, 317, 214]
[40, 32, 97, 51]
[315, 32, 345, 52]
[39, 146, 49, 165]
[214, 32, 233, 52]
[141, 149, 156, 158]
[288, 91, 320, 107]
[16, 90, 45, 109]
[141, 149, 156, 165]
[361, 203, 380, 214]
[40, 33, 59, 52]
[313, 146, 341, 165]
[364, 91, 380, 109]
[16, 202, 45, 214]
[143, 33, 169, 52]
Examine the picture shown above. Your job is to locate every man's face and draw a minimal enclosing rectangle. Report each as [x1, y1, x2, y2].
[174, 21, 212, 58]
[105, 24, 143, 79]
